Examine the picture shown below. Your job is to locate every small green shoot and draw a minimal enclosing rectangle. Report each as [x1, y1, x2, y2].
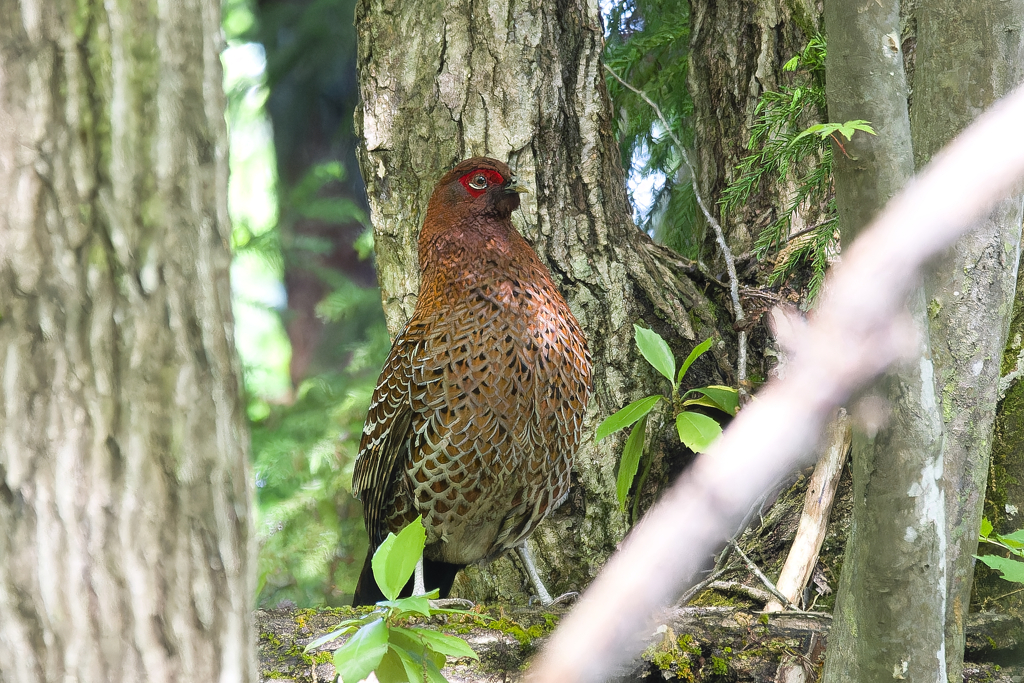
[307, 518, 479, 682]
[792, 120, 876, 145]
[596, 326, 738, 517]
[976, 517, 1024, 585]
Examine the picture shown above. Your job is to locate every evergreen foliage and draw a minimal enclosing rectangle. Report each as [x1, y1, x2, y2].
[603, 0, 700, 258]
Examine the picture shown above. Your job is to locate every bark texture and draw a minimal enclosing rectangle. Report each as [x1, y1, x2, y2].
[909, 2, 1024, 679]
[687, 0, 821, 258]
[0, 1, 255, 681]
[821, 0, 948, 681]
[354, 0, 729, 601]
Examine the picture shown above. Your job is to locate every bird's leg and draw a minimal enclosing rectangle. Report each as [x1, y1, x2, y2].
[516, 542, 554, 605]
[414, 555, 426, 596]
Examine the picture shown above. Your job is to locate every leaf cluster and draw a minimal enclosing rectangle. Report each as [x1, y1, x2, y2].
[597, 327, 737, 521]
[977, 517, 1024, 586]
[718, 35, 841, 300]
[306, 520, 479, 683]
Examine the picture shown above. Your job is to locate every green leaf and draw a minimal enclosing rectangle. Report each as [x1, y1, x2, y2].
[372, 518, 426, 601]
[303, 620, 364, 652]
[381, 594, 433, 618]
[374, 647, 413, 683]
[616, 417, 648, 512]
[596, 395, 663, 441]
[998, 528, 1024, 545]
[976, 554, 1024, 585]
[677, 338, 713, 385]
[390, 643, 448, 683]
[392, 626, 479, 660]
[676, 412, 723, 453]
[634, 325, 675, 383]
[782, 55, 799, 71]
[981, 517, 994, 538]
[333, 618, 389, 683]
[684, 386, 739, 416]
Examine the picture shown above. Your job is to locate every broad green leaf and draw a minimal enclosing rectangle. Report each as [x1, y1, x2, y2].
[372, 518, 426, 601]
[634, 325, 675, 382]
[303, 621, 363, 652]
[615, 417, 647, 511]
[980, 517, 994, 538]
[374, 647, 412, 683]
[976, 554, 1024, 585]
[333, 618, 388, 683]
[382, 594, 432, 618]
[677, 338, 713, 385]
[392, 626, 479, 660]
[596, 395, 663, 441]
[682, 396, 724, 411]
[997, 527, 1024, 545]
[390, 636, 449, 683]
[684, 386, 739, 416]
[676, 412, 723, 453]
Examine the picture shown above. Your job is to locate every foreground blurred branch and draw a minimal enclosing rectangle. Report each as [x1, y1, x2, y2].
[527, 84, 1024, 683]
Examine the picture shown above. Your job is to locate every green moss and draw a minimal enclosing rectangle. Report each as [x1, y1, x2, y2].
[709, 655, 729, 675]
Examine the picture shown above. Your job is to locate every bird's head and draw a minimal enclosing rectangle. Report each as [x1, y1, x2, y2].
[428, 157, 529, 220]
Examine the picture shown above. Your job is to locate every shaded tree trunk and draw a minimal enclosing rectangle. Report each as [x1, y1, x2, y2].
[687, 0, 821, 259]
[0, 0, 255, 680]
[354, 0, 732, 601]
[909, 3, 1024, 680]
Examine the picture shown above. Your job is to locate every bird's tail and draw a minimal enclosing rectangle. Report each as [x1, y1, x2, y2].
[351, 549, 466, 606]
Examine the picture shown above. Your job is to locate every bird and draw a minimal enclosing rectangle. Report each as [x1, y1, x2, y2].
[351, 157, 592, 606]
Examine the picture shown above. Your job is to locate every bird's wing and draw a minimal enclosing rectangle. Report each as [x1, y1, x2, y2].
[352, 327, 416, 549]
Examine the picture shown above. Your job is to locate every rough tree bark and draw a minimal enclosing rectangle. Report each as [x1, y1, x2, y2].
[821, 0, 948, 681]
[687, 0, 821, 258]
[908, 3, 1024, 679]
[354, 0, 731, 602]
[0, 0, 255, 681]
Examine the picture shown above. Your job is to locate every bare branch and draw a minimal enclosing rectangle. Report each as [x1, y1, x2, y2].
[527, 82, 1024, 683]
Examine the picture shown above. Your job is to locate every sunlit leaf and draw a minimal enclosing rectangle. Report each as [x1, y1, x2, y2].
[684, 386, 739, 416]
[676, 412, 723, 453]
[677, 338, 713, 385]
[372, 518, 426, 601]
[303, 619, 366, 652]
[634, 325, 675, 382]
[333, 618, 388, 683]
[392, 626, 479, 660]
[615, 417, 648, 511]
[596, 395, 663, 441]
[976, 554, 1024, 585]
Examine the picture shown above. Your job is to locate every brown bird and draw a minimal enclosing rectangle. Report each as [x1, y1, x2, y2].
[351, 157, 592, 606]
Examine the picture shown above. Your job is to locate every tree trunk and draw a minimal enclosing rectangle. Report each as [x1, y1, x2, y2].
[821, 0, 948, 681]
[908, 2, 1024, 679]
[0, 1, 255, 681]
[687, 0, 820, 259]
[354, 0, 731, 602]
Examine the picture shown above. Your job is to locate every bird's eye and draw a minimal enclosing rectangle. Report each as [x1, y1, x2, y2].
[468, 174, 489, 190]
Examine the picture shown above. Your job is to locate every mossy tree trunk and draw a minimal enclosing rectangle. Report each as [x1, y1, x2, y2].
[354, 0, 732, 602]
[908, 2, 1024, 679]
[0, 0, 255, 680]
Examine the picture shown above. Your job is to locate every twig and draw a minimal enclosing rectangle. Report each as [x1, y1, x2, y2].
[604, 64, 748, 392]
[677, 565, 731, 606]
[764, 411, 851, 612]
[730, 542, 798, 611]
[706, 580, 774, 605]
[527, 83, 1024, 683]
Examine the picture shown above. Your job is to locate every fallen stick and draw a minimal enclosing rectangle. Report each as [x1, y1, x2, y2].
[764, 410, 851, 612]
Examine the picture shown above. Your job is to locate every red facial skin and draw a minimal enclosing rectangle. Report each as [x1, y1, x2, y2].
[458, 169, 506, 198]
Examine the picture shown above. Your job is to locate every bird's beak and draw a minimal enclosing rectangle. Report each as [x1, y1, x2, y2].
[512, 184, 530, 194]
